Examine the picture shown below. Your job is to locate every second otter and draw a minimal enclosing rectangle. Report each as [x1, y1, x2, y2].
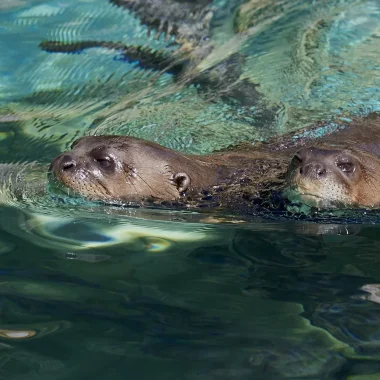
[283, 114, 380, 209]
[286, 145, 380, 209]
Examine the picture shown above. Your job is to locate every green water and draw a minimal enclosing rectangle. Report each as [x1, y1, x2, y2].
[0, 0, 380, 378]
[2, 205, 380, 379]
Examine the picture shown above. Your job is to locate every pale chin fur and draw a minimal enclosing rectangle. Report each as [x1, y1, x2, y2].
[283, 187, 342, 209]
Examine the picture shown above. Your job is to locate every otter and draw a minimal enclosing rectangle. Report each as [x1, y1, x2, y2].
[48, 134, 289, 212]
[284, 114, 380, 209]
[285, 147, 380, 208]
[48, 114, 380, 212]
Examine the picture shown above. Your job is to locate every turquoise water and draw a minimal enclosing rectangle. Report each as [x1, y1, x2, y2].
[1, 0, 380, 378]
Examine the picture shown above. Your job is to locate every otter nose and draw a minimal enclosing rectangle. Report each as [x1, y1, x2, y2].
[300, 162, 326, 177]
[60, 155, 76, 172]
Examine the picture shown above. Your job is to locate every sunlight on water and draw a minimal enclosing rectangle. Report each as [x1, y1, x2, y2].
[1, 0, 378, 153]
[242, 0, 380, 131]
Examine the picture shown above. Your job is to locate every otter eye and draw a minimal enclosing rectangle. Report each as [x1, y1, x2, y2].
[96, 158, 112, 168]
[337, 162, 355, 173]
[91, 148, 115, 171]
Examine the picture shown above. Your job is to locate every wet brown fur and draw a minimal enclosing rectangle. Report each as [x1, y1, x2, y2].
[50, 135, 289, 211]
[50, 113, 380, 210]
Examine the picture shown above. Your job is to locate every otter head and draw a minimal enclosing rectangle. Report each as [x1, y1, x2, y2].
[285, 146, 380, 209]
[49, 136, 214, 203]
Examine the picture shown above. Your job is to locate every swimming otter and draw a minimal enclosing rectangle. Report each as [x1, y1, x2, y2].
[49, 134, 289, 211]
[284, 114, 380, 209]
[47, 113, 380, 211]
[285, 147, 380, 208]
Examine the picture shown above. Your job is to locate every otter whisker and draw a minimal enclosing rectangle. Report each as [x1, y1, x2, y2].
[134, 171, 179, 198]
[136, 172, 163, 196]
[126, 176, 140, 198]
[364, 172, 380, 195]
[97, 180, 113, 197]
[121, 166, 140, 197]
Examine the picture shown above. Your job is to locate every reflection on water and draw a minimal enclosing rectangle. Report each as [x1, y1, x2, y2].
[0, 205, 380, 378]
[2, 204, 380, 378]
[1, 0, 380, 378]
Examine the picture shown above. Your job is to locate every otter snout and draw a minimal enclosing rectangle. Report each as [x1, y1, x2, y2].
[292, 148, 328, 179]
[59, 155, 76, 172]
[300, 162, 326, 178]
[49, 154, 76, 175]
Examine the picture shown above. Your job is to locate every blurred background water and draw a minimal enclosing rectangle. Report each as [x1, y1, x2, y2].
[0, 0, 380, 378]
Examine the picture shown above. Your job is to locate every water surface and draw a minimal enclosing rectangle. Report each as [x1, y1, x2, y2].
[0, 0, 380, 378]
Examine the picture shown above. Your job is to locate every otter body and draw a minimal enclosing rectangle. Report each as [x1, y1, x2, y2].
[49, 135, 290, 212]
[49, 114, 380, 212]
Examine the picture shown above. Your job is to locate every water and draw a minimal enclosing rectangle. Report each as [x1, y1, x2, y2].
[1, 0, 380, 378]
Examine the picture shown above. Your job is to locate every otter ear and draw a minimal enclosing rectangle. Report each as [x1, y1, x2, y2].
[171, 172, 190, 193]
